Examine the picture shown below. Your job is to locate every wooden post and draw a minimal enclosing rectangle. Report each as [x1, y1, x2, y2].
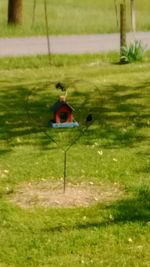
[120, 3, 126, 63]
[130, 0, 136, 33]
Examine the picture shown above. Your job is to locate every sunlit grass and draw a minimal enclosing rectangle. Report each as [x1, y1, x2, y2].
[0, 0, 150, 37]
[0, 53, 150, 266]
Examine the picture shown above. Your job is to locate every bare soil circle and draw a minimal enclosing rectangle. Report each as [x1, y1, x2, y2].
[9, 180, 124, 208]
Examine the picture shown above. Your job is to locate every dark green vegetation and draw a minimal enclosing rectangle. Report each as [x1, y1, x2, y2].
[121, 40, 146, 63]
[0, 0, 150, 37]
[0, 52, 150, 266]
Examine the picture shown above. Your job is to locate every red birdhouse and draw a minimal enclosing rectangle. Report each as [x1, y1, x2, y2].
[50, 96, 79, 128]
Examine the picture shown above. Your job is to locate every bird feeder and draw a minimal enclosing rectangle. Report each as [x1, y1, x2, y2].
[50, 96, 79, 128]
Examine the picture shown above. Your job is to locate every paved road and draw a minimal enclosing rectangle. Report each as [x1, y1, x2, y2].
[0, 32, 150, 57]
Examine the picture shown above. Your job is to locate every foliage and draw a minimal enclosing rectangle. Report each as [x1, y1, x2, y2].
[121, 40, 146, 63]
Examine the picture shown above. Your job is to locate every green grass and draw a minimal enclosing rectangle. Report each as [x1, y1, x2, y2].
[0, 0, 150, 37]
[0, 52, 150, 266]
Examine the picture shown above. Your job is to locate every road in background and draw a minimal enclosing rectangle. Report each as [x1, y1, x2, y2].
[0, 32, 150, 57]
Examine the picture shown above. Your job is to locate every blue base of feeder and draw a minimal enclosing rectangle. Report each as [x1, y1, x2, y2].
[51, 122, 79, 128]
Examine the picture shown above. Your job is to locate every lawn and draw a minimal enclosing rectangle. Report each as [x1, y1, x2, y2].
[0, 0, 150, 37]
[0, 52, 150, 266]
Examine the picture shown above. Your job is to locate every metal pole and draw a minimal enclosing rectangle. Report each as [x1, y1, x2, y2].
[63, 150, 67, 193]
[44, 0, 51, 65]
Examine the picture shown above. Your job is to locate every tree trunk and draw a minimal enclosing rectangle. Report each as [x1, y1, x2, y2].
[8, 0, 23, 25]
[130, 0, 136, 33]
[120, 3, 126, 48]
[120, 3, 127, 63]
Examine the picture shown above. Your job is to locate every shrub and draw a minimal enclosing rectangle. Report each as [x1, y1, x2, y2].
[120, 40, 146, 63]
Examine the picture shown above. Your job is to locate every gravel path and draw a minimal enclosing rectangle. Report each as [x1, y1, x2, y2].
[0, 32, 150, 57]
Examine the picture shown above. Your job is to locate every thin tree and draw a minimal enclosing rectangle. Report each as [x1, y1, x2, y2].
[120, 1, 127, 63]
[130, 0, 136, 33]
[8, 0, 23, 25]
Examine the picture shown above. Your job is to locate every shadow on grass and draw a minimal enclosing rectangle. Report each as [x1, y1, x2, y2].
[0, 82, 57, 150]
[40, 187, 150, 235]
[112, 188, 150, 223]
[79, 187, 150, 230]
[0, 78, 149, 152]
[42, 187, 150, 234]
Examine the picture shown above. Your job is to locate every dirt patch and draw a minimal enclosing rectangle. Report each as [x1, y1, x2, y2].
[9, 181, 124, 208]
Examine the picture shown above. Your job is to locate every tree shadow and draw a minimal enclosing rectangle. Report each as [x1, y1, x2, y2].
[74, 186, 150, 231]
[111, 187, 150, 223]
[41, 186, 150, 234]
[0, 78, 149, 153]
[0, 81, 57, 151]
[81, 81, 150, 149]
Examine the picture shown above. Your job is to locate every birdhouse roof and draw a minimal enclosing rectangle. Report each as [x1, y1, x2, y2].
[51, 100, 74, 113]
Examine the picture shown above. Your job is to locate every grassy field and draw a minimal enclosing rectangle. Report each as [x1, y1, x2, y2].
[0, 52, 150, 266]
[0, 0, 150, 37]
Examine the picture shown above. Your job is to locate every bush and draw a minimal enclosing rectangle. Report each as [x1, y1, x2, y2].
[120, 40, 146, 63]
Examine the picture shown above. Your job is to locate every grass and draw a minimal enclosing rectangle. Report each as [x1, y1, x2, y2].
[0, 52, 150, 266]
[0, 0, 150, 37]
